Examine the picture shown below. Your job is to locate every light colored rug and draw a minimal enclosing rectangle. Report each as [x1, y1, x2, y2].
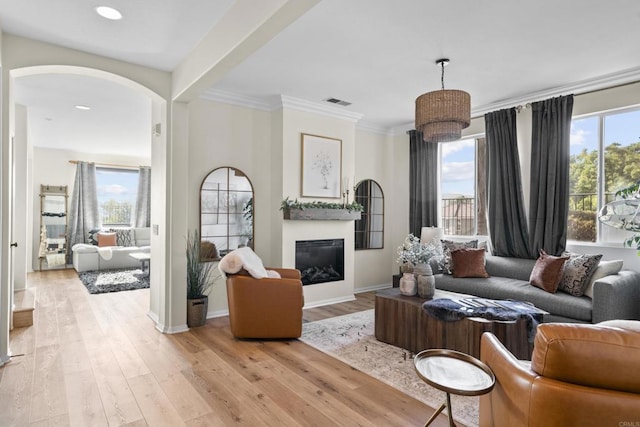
[300, 309, 479, 427]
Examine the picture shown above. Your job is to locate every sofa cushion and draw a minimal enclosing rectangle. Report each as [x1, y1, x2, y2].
[558, 252, 602, 296]
[485, 255, 537, 281]
[435, 274, 592, 321]
[451, 248, 489, 278]
[529, 251, 569, 293]
[133, 227, 151, 246]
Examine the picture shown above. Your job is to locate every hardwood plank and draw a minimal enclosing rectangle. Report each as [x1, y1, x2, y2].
[157, 371, 213, 422]
[127, 373, 186, 427]
[30, 344, 68, 423]
[64, 369, 109, 427]
[29, 413, 70, 427]
[87, 343, 144, 426]
[0, 355, 35, 426]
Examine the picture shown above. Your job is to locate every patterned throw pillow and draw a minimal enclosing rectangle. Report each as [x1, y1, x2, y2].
[441, 239, 478, 275]
[558, 252, 603, 297]
[87, 228, 101, 245]
[110, 228, 134, 247]
[529, 250, 570, 293]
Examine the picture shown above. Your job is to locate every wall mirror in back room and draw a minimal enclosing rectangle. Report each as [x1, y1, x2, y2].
[200, 167, 254, 259]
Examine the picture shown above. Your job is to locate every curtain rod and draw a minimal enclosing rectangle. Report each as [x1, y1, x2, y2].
[68, 160, 149, 169]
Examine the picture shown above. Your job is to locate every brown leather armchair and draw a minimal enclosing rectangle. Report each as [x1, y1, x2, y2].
[226, 268, 304, 339]
[480, 320, 640, 426]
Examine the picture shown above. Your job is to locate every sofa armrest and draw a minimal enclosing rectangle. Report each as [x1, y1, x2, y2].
[480, 333, 537, 427]
[592, 270, 640, 323]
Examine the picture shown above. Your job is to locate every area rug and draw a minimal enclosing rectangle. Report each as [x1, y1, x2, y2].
[300, 309, 479, 427]
[78, 268, 149, 294]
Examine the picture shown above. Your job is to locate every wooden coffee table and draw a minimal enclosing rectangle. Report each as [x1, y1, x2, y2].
[375, 288, 536, 359]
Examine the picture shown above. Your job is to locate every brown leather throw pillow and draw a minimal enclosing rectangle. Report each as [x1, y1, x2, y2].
[529, 250, 570, 293]
[451, 248, 489, 278]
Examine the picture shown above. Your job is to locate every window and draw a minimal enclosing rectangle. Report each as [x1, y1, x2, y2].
[95, 167, 139, 226]
[569, 107, 640, 243]
[441, 137, 486, 236]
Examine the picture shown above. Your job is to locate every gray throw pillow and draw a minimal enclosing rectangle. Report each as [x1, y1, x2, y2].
[558, 252, 603, 297]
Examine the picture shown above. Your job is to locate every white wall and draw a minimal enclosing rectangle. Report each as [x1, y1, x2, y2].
[187, 98, 273, 316]
[353, 128, 394, 292]
[280, 108, 357, 307]
[13, 105, 28, 290]
[188, 98, 371, 312]
[30, 147, 150, 271]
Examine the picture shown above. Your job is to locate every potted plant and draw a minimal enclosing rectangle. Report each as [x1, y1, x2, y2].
[186, 230, 218, 327]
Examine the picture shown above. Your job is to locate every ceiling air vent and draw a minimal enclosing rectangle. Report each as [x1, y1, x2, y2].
[324, 97, 352, 107]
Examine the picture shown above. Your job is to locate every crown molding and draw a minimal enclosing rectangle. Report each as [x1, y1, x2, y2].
[199, 90, 365, 122]
[201, 66, 640, 131]
[355, 120, 392, 136]
[471, 65, 640, 118]
[277, 95, 364, 122]
[199, 88, 275, 111]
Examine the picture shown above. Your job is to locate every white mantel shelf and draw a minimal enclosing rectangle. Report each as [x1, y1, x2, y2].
[282, 208, 361, 221]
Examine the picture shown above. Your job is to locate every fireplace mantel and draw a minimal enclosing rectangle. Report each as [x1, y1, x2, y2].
[283, 207, 361, 221]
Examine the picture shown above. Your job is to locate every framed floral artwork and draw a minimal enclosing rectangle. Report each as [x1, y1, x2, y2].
[301, 133, 342, 198]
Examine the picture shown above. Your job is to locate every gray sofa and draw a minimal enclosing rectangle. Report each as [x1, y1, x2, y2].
[434, 254, 640, 323]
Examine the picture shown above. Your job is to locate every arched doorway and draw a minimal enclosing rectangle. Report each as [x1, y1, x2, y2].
[1, 65, 169, 364]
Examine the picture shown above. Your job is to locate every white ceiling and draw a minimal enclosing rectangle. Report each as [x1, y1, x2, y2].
[3, 0, 640, 157]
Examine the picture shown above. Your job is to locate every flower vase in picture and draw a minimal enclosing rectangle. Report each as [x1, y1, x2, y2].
[399, 272, 417, 296]
[414, 262, 436, 299]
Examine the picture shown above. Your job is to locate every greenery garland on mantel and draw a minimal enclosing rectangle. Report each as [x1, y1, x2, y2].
[280, 197, 363, 220]
[280, 197, 363, 212]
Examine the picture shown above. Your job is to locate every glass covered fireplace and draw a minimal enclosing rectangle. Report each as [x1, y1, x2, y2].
[295, 239, 344, 285]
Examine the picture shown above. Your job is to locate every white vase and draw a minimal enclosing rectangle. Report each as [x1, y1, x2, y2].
[414, 262, 436, 299]
[399, 272, 417, 296]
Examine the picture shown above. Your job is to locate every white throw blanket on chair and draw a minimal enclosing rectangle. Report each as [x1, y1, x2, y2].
[218, 247, 280, 279]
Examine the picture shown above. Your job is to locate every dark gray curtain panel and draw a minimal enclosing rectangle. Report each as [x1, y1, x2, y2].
[135, 166, 152, 228]
[409, 130, 438, 236]
[485, 108, 533, 258]
[529, 95, 574, 256]
[67, 161, 100, 263]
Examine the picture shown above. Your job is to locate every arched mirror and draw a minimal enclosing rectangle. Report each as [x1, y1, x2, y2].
[354, 179, 384, 249]
[200, 167, 254, 259]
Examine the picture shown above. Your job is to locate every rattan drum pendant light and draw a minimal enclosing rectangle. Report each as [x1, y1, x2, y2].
[415, 58, 470, 143]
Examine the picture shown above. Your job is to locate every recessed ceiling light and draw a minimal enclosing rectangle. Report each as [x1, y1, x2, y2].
[75, 105, 91, 110]
[96, 6, 122, 20]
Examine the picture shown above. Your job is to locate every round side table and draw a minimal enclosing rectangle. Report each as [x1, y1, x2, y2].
[414, 349, 495, 427]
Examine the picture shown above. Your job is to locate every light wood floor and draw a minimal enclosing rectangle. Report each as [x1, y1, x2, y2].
[0, 269, 451, 427]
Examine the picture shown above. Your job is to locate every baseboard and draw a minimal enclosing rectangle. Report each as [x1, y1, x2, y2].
[155, 322, 189, 334]
[207, 309, 229, 319]
[303, 295, 356, 310]
[0, 353, 10, 367]
[354, 283, 392, 294]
